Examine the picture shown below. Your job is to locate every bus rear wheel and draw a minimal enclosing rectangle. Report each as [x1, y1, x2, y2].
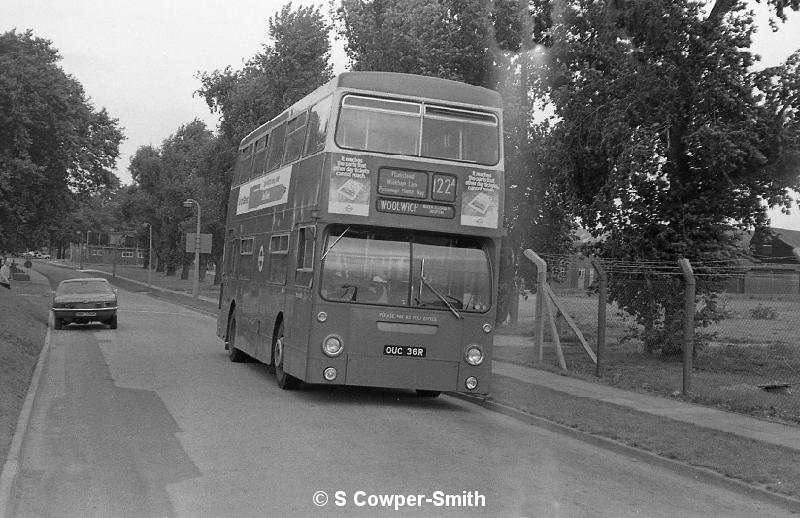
[273, 322, 300, 390]
[227, 313, 247, 363]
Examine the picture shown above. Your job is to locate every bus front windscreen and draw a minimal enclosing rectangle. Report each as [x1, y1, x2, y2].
[320, 227, 491, 312]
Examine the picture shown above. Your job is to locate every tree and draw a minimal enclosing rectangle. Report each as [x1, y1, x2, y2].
[0, 30, 123, 252]
[536, 0, 800, 355]
[333, 0, 495, 87]
[198, 4, 333, 147]
[129, 120, 213, 276]
[195, 3, 333, 281]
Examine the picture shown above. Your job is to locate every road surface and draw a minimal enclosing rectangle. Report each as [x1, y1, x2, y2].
[8, 266, 792, 517]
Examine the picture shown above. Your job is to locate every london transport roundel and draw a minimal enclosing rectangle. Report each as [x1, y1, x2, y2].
[258, 245, 265, 272]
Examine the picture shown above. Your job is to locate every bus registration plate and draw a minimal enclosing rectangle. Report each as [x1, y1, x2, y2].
[384, 346, 426, 358]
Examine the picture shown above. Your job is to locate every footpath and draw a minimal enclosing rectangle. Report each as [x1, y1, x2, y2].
[14, 260, 800, 511]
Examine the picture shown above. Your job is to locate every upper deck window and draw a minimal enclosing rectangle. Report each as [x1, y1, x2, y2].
[304, 96, 333, 156]
[422, 106, 499, 165]
[336, 95, 420, 156]
[335, 94, 499, 165]
[283, 112, 308, 164]
[266, 124, 287, 171]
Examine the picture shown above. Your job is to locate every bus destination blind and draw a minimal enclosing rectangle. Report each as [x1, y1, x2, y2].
[378, 169, 428, 198]
[376, 198, 454, 218]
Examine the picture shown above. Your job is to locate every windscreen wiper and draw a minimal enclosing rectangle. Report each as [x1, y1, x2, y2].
[420, 276, 463, 320]
[321, 226, 350, 261]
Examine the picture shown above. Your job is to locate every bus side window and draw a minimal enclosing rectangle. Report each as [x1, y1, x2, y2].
[226, 239, 238, 276]
[269, 234, 290, 284]
[240, 236, 255, 280]
[295, 227, 315, 288]
[236, 145, 254, 184]
[266, 124, 286, 171]
[233, 148, 248, 185]
[283, 112, 308, 164]
[253, 135, 268, 177]
[304, 96, 332, 156]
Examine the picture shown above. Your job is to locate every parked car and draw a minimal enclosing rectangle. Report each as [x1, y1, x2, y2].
[51, 278, 118, 329]
[40, 253, 51, 259]
[22, 251, 35, 258]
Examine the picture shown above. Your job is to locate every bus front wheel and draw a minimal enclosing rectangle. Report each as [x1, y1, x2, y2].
[273, 322, 300, 390]
[227, 312, 247, 363]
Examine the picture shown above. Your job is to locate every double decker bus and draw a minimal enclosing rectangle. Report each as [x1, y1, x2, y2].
[217, 72, 504, 396]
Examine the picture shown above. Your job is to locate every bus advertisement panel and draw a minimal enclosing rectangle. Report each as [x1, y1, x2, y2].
[216, 72, 503, 397]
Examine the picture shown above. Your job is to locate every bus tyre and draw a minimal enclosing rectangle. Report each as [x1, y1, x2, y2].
[227, 313, 247, 363]
[109, 314, 118, 329]
[416, 390, 441, 398]
[273, 322, 300, 390]
[53, 315, 62, 330]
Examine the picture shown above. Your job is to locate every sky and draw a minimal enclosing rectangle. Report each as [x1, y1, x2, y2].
[3, 0, 800, 230]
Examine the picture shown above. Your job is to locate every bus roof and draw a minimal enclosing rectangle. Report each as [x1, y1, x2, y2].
[239, 72, 502, 149]
[334, 72, 503, 109]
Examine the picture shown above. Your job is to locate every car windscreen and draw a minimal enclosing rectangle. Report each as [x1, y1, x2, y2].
[57, 280, 113, 295]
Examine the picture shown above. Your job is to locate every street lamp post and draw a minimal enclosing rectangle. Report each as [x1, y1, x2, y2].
[78, 231, 84, 270]
[183, 199, 201, 300]
[144, 223, 153, 290]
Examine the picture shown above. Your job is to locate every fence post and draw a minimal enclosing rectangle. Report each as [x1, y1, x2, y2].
[794, 248, 800, 295]
[678, 258, 695, 395]
[591, 258, 607, 378]
[523, 249, 547, 362]
[509, 276, 520, 326]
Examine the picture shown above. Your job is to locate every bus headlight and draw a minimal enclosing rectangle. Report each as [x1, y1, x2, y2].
[323, 367, 337, 381]
[465, 345, 484, 365]
[465, 376, 479, 390]
[322, 334, 344, 357]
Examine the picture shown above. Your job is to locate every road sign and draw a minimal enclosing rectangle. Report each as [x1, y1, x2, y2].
[186, 233, 213, 254]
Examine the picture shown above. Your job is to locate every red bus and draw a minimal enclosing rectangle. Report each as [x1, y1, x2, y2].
[217, 72, 504, 396]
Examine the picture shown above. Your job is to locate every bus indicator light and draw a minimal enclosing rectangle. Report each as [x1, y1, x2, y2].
[324, 367, 338, 381]
[317, 311, 328, 322]
[482, 323, 492, 333]
[322, 335, 344, 357]
[465, 345, 484, 365]
[465, 377, 479, 390]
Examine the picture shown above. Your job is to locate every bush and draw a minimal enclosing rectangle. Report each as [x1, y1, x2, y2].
[749, 304, 777, 320]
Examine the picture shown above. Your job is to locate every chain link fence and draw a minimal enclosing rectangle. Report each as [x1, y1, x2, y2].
[496, 251, 800, 423]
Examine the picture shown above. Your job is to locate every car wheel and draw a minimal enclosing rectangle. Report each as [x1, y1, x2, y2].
[109, 314, 117, 329]
[416, 390, 441, 398]
[273, 321, 299, 390]
[227, 312, 247, 363]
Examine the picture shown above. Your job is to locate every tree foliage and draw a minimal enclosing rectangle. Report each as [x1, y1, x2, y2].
[123, 4, 333, 280]
[535, 0, 800, 354]
[197, 4, 333, 147]
[333, 0, 495, 87]
[0, 30, 124, 252]
[129, 120, 214, 276]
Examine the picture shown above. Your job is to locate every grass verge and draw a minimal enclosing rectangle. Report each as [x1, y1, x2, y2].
[0, 277, 51, 464]
[488, 373, 800, 500]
